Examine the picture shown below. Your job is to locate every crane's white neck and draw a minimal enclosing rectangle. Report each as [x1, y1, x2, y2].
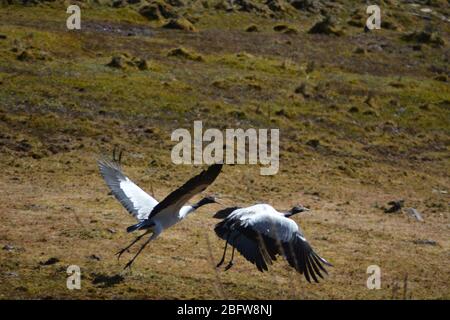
[178, 205, 195, 219]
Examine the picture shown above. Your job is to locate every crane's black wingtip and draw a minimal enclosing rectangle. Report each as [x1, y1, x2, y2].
[213, 206, 240, 219]
[209, 163, 224, 171]
[204, 163, 224, 178]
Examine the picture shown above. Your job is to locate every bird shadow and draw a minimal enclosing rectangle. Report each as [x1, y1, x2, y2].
[90, 273, 125, 288]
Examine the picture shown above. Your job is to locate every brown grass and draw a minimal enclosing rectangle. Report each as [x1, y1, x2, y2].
[0, 3, 449, 299]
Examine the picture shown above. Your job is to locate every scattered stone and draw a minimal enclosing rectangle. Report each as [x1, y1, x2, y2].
[5, 272, 19, 277]
[166, 0, 185, 7]
[402, 30, 445, 47]
[47, 143, 69, 155]
[405, 208, 424, 222]
[362, 110, 378, 117]
[3, 244, 15, 251]
[347, 9, 365, 28]
[265, 0, 288, 13]
[273, 24, 289, 32]
[162, 18, 197, 32]
[306, 139, 320, 148]
[112, 0, 127, 8]
[40, 257, 60, 266]
[384, 200, 404, 213]
[354, 47, 367, 54]
[348, 106, 359, 113]
[214, 0, 234, 11]
[294, 82, 312, 98]
[305, 61, 315, 74]
[432, 189, 447, 194]
[434, 75, 447, 82]
[106, 54, 129, 69]
[106, 54, 150, 71]
[15, 139, 32, 152]
[245, 24, 259, 32]
[413, 239, 437, 246]
[290, 0, 322, 13]
[167, 47, 204, 62]
[283, 27, 298, 35]
[365, 92, 377, 108]
[16, 48, 51, 62]
[368, 43, 384, 53]
[107, 228, 116, 234]
[275, 108, 291, 118]
[16, 50, 34, 61]
[420, 8, 432, 13]
[309, 15, 344, 36]
[233, 0, 268, 14]
[236, 52, 255, 59]
[139, 1, 178, 21]
[135, 58, 150, 70]
[88, 254, 101, 261]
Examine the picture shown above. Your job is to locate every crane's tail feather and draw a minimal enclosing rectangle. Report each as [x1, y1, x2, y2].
[127, 221, 150, 233]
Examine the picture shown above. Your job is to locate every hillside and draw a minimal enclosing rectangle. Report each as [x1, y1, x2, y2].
[0, 0, 449, 299]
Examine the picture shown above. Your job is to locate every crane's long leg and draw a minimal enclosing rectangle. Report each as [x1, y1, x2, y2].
[115, 230, 149, 260]
[123, 233, 157, 270]
[113, 146, 123, 164]
[216, 233, 231, 268]
[224, 235, 240, 271]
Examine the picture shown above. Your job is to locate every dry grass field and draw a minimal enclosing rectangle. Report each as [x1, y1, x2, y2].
[0, 1, 449, 299]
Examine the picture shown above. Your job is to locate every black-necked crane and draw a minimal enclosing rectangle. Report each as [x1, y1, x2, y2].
[98, 149, 223, 269]
[212, 204, 332, 283]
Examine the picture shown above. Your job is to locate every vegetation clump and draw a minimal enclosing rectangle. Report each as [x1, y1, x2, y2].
[106, 54, 150, 70]
[16, 48, 51, 61]
[289, 0, 322, 13]
[139, 0, 178, 21]
[309, 15, 344, 36]
[273, 24, 298, 34]
[162, 17, 197, 32]
[402, 30, 446, 48]
[245, 24, 259, 32]
[167, 47, 204, 61]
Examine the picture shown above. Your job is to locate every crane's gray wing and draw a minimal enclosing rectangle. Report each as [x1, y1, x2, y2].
[279, 233, 332, 283]
[238, 212, 332, 282]
[98, 159, 158, 221]
[214, 222, 274, 272]
[244, 211, 299, 242]
[147, 163, 223, 219]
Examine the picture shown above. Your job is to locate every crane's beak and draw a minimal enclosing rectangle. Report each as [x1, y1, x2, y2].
[214, 199, 223, 205]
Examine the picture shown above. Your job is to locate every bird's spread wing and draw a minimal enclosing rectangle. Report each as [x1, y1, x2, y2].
[147, 163, 223, 219]
[216, 209, 332, 282]
[243, 210, 299, 242]
[213, 206, 241, 219]
[246, 212, 332, 282]
[279, 233, 333, 283]
[98, 159, 158, 221]
[229, 229, 274, 272]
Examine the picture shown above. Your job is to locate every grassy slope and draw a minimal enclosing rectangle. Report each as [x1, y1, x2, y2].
[0, 2, 449, 299]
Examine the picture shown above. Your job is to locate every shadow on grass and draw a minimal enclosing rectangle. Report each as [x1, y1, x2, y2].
[91, 273, 125, 288]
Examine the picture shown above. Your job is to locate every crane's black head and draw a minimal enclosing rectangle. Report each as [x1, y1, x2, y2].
[285, 205, 309, 217]
[193, 196, 218, 209]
